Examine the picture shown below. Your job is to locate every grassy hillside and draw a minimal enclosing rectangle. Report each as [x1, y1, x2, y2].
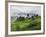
[11, 16, 41, 31]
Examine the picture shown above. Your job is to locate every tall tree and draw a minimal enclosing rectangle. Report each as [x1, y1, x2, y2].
[27, 14, 29, 18]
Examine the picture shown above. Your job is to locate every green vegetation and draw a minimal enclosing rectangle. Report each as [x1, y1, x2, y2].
[11, 15, 41, 31]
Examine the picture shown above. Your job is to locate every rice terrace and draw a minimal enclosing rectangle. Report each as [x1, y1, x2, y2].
[10, 6, 41, 31]
[11, 12, 41, 31]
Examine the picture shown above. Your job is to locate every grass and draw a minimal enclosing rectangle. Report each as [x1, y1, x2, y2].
[11, 16, 41, 31]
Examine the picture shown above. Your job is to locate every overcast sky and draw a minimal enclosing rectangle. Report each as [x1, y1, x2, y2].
[10, 5, 41, 16]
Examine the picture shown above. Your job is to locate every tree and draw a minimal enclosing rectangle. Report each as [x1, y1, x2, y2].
[36, 14, 38, 17]
[27, 14, 29, 17]
[31, 16, 34, 20]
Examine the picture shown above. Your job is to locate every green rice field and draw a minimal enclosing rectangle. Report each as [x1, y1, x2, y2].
[11, 16, 41, 31]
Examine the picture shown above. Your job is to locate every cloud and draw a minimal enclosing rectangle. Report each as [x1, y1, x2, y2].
[10, 5, 41, 16]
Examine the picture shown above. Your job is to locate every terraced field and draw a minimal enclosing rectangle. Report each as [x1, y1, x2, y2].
[11, 16, 41, 31]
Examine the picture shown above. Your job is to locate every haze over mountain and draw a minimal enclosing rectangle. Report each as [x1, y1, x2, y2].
[10, 5, 41, 17]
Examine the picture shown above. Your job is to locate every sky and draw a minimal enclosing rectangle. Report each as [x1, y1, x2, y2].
[10, 5, 41, 17]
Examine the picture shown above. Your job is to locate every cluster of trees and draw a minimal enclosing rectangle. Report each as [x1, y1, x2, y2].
[16, 14, 39, 21]
[16, 16, 25, 21]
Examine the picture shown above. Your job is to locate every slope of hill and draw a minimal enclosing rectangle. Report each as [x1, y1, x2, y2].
[11, 16, 41, 31]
